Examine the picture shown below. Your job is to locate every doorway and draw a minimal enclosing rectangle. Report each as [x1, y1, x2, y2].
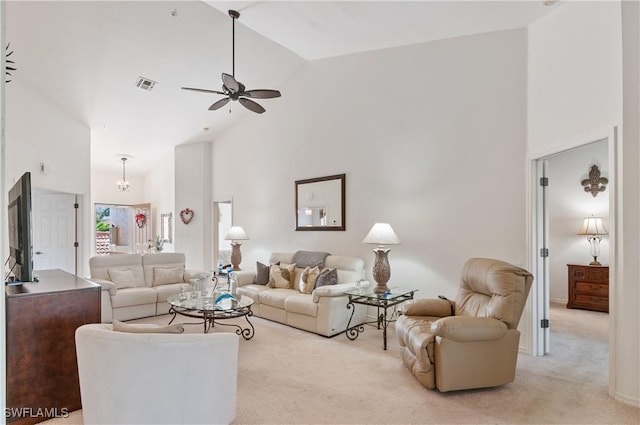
[31, 189, 79, 275]
[532, 138, 611, 357]
[95, 203, 151, 255]
[213, 201, 233, 268]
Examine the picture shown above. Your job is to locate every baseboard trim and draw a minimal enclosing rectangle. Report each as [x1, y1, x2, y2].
[611, 389, 640, 408]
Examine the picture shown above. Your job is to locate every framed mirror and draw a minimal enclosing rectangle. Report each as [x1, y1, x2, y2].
[161, 213, 172, 243]
[295, 174, 345, 231]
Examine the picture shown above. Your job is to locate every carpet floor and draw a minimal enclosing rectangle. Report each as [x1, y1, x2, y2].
[43, 303, 639, 424]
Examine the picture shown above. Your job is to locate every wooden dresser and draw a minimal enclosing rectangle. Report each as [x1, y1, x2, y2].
[566, 264, 609, 313]
[5, 269, 101, 425]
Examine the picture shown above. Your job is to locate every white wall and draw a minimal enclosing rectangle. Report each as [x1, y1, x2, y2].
[175, 142, 212, 271]
[547, 140, 609, 303]
[91, 169, 146, 206]
[5, 79, 92, 277]
[144, 151, 175, 252]
[529, 0, 639, 406]
[619, 0, 640, 407]
[211, 29, 528, 300]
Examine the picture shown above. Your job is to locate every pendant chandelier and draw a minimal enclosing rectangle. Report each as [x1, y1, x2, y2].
[117, 157, 131, 192]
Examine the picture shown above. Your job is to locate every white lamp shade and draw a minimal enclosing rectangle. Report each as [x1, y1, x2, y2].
[224, 226, 249, 241]
[577, 217, 608, 236]
[362, 223, 400, 245]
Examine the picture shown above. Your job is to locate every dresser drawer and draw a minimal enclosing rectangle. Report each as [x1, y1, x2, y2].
[567, 264, 609, 313]
[572, 267, 609, 283]
[574, 294, 608, 309]
[575, 281, 608, 297]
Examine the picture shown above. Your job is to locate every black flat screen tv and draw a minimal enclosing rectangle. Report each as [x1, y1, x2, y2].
[7, 172, 34, 283]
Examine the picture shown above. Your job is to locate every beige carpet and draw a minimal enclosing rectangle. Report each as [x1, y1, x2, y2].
[44, 303, 639, 425]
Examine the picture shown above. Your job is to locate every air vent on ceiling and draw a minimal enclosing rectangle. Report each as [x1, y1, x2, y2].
[135, 77, 157, 91]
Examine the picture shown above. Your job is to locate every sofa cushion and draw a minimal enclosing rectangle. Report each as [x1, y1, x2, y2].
[291, 251, 330, 269]
[107, 269, 137, 289]
[155, 283, 188, 303]
[259, 288, 298, 309]
[112, 320, 184, 334]
[111, 287, 157, 308]
[256, 261, 280, 285]
[142, 252, 187, 287]
[153, 266, 185, 287]
[268, 263, 296, 289]
[315, 268, 338, 288]
[285, 293, 318, 317]
[237, 284, 271, 304]
[298, 266, 320, 294]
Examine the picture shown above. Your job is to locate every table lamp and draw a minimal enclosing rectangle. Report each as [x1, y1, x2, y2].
[577, 216, 608, 266]
[362, 223, 401, 294]
[225, 226, 249, 271]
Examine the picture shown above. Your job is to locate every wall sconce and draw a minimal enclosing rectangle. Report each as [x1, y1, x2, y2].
[581, 165, 608, 197]
[577, 216, 608, 265]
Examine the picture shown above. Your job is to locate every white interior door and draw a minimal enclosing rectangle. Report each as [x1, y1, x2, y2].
[534, 159, 551, 355]
[32, 190, 77, 274]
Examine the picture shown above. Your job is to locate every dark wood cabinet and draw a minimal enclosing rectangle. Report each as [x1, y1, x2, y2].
[5, 269, 101, 425]
[567, 264, 609, 313]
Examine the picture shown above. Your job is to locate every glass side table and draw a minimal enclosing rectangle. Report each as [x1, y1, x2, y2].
[344, 288, 417, 350]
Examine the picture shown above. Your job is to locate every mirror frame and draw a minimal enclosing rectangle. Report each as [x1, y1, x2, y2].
[161, 212, 172, 243]
[295, 174, 346, 231]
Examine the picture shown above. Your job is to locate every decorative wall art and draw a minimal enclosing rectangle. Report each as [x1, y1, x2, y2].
[581, 164, 608, 197]
[134, 212, 146, 228]
[180, 208, 194, 225]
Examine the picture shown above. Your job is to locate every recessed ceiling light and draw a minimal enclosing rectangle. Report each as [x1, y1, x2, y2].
[543, 0, 557, 6]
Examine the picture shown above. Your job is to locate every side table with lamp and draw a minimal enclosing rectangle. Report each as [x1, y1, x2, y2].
[343, 223, 417, 350]
[568, 216, 609, 312]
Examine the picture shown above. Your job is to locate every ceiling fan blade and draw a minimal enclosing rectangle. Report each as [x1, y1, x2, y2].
[239, 98, 265, 114]
[243, 89, 281, 99]
[209, 97, 231, 111]
[222, 73, 240, 94]
[182, 87, 226, 95]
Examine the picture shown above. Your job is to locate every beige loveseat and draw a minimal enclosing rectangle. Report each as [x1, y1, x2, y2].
[88, 252, 208, 323]
[235, 252, 370, 337]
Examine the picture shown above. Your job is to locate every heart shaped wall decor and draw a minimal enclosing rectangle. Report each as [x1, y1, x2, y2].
[180, 208, 194, 225]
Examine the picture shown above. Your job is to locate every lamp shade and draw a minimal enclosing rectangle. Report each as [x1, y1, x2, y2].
[577, 217, 608, 236]
[362, 223, 400, 245]
[224, 226, 249, 241]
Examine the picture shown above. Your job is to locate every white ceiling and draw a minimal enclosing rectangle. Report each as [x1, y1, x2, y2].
[6, 1, 560, 176]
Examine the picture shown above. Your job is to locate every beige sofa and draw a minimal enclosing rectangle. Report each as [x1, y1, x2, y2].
[235, 252, 370, 337]
[88, 252, 208, 323]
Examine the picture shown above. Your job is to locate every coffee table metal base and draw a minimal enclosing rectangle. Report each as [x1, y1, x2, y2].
[168, 306, 255, 340]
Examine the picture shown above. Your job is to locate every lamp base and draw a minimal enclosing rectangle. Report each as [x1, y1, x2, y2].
[589, 257, 602, 266]
[230, 242, 243, 271]
[371, 248, 391, 295]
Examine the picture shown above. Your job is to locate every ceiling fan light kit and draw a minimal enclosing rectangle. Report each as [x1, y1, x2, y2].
[182, 9, 281, 114]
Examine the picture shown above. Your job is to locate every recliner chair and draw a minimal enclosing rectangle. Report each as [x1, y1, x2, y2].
[396, 258, 533, 392]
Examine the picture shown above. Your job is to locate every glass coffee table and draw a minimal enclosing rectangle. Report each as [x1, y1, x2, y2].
[344, 288, 417, 350]
[167, 292, 255, 340]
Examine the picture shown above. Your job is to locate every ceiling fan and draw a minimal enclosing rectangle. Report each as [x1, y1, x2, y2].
[182, 10, 281, 114]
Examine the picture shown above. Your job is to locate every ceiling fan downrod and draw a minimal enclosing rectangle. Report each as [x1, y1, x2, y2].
[229, 9, 240, 78]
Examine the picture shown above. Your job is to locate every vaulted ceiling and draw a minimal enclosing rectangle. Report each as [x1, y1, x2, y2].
[6, 1, 559, 175]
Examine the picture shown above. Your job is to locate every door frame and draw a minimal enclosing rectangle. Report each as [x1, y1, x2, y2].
[527, 127, 617, 386]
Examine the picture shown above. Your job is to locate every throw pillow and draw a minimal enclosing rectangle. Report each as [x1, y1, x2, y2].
[256, 261, 280, 285]
[112, 320, 184, 334]
[107, 268, 136, 289]
[298, 266, 320, 294]
[153, 265, 185, 286]
[268, 263, 296, 289]
[315, 268, 338, 288]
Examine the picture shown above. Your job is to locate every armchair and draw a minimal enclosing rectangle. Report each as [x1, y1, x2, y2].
[76, 324, 239, 424]
[396, 258, 533, 392]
